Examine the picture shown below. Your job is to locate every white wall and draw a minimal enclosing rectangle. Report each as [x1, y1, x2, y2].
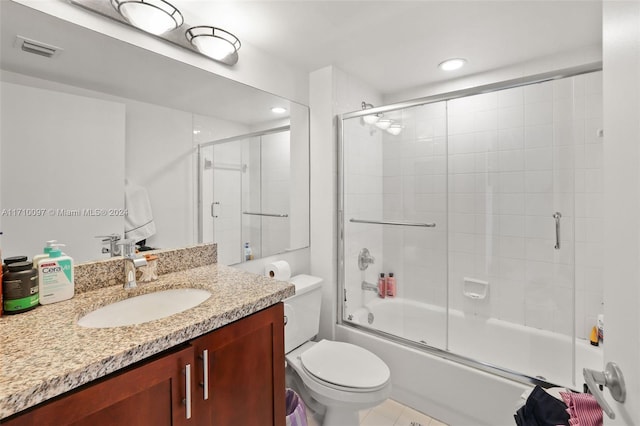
[310, 65, 383, 340]
[603, 1, 640, 423]
[124, 101, 194, 250]
[0, 81, 125, 262]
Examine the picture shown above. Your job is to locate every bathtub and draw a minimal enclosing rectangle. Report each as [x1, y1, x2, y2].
[338, 297, 603, 426]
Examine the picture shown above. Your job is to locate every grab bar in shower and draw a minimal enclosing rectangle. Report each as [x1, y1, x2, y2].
[350, 218, 436, 228]
[243, 212, 289, 218]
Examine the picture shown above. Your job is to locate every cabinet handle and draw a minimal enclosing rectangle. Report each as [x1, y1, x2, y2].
[184, 363, 192, 419]
[200, 349, 209, 400]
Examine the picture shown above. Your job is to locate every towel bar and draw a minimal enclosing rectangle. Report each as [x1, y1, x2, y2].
[350, 218, 436, 227]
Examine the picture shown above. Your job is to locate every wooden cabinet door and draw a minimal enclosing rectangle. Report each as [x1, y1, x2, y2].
[4, 345, 194, 426]
[191, 303, 285, 426]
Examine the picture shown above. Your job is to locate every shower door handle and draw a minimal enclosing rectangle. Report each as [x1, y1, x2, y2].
[211, 202, 219, 218]
[553, 212, 562, 250]
[583, 362, 626, 420]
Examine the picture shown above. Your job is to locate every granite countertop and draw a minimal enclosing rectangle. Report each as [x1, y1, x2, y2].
[0, 262, 294, 419]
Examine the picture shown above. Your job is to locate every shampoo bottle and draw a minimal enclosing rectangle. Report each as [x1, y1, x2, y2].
[386, 272, 396, 297]
[244, 242, 253, 261]
[377, 273, 386, 298]
[37, 245, 74, 304]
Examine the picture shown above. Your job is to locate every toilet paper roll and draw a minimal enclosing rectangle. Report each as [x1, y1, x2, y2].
[266, 260, 291, 280]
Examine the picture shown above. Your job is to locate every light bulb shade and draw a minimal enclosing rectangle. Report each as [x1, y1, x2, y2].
[111, 0, 183, 35]
[363, 114, 381, 124]
[387, 124, 403, 135]
[375, 119, 393, 130]
[186, 26, 241, 61]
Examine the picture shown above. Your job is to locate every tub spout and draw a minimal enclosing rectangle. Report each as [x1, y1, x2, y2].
[361, 280, 379, 294]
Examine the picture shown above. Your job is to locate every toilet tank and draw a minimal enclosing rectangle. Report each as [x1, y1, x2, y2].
[284, 274, 323, 354]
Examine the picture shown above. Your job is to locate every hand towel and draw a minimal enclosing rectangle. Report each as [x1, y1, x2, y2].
[124, 180, 156, 243]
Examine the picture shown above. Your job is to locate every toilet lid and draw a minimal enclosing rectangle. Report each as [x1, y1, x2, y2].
[300, 340, 390, 389]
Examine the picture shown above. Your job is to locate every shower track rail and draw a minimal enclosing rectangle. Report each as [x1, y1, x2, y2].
[350, 218, 435, 227]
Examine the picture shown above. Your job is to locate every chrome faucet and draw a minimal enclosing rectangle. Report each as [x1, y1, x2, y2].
[118, 239, 147, 289]
[361, 280, 379, 295]
[358, 248, 375, 271]
[96, 234, 122, 257]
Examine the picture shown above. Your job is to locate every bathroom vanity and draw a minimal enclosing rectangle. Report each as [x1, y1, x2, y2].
[3, 304, 284, 426]
[0, 246, 294, 425]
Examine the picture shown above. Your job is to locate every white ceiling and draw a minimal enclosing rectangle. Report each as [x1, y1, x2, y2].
[171, 0, 603, 95]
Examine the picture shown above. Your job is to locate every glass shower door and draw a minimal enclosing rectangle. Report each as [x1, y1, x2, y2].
[341, 101, 449, 350]
[446, 80, 577, 386]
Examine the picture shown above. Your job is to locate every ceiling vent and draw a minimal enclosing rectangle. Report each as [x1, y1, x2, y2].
[14, 35, 63, 58]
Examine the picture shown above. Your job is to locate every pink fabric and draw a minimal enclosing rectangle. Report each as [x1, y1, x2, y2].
[560, 391, 603, 426]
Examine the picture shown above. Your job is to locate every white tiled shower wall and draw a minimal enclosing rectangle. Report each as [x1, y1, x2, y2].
[375, 72, 602, 340]
[381, 102, 449, 308]
[343, 118, 384, 309]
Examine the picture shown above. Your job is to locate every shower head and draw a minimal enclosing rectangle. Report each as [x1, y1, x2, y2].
[361, 101, 381, 124]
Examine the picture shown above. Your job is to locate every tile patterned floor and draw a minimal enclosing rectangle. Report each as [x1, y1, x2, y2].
[305, 398, 448, 426]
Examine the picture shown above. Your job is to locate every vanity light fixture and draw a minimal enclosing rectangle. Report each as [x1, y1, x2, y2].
[186, 26, 241, 61]
[438, 58, 467, 71]
[271, 107, 287, 114]
[110, 0, 183, 35]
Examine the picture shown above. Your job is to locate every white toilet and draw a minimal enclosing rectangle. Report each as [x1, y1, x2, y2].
[284, 274, 391, 426]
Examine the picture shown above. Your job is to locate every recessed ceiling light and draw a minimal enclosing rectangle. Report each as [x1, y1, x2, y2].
[271, 107, 287, 114]
[438, 58, 467, 71]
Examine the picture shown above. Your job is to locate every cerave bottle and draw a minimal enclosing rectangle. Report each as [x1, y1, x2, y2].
[37, 247, 74, 304]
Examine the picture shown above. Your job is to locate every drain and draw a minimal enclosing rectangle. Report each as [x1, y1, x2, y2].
[535, 375, 547, 381]
[367, 312, 374, 324]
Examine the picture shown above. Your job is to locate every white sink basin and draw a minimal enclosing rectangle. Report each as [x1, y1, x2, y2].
[78, 288, 211, 328]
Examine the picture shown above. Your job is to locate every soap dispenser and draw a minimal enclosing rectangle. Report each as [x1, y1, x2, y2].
[33, 240, 58, 268]
[37, 244, 74, 304]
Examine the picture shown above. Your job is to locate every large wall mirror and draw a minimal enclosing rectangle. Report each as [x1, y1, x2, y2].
[0, 1, 310, 265]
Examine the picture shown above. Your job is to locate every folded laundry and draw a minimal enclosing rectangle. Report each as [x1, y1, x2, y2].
[560, 391, 603, 426]
[514, 385, 570, 426]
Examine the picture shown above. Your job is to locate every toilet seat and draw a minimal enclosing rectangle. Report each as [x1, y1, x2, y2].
[299, 340, 390, 392]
